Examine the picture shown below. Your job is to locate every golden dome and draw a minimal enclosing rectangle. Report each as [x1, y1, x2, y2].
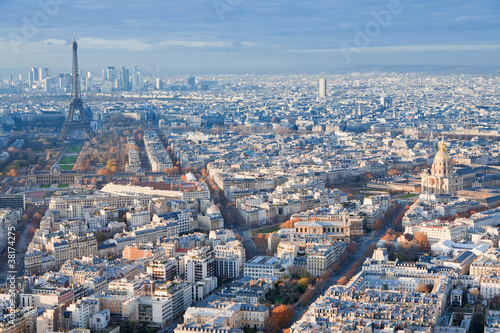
[433, 140, 450, 164]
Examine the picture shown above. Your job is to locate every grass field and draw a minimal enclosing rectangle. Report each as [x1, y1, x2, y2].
[257, 225, 281, 234]
[58, 184, 68, 188]
[59, 165, 74, 171]
[66, 145, 83, 154]
[40, 184, 50, 188]
[401, 193, 419, 198]
[59, 156, 78, 165]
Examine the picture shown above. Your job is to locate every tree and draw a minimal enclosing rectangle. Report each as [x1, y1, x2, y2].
[416, 284, 427, 292]
[122, 321, 134, 333]
[254, 233, 267, 249]
[346, 241, 359, 255]
[361, 172, 374, 182]
[7, 169, 18, 177]
[328, 262, 340, 273]
[97, 168, 111, 176]
[263, 317, 280, 333]
[298, 288, 316, 306]
[298, 277, 310, 290]
[414, 231, 430, 251]
[364, 242, 377, 257]
[201, 168, 208, 178]
[337, 276, 349, 285]
[387, 166, 400, 177]
[265, 304, 294, 331]
[32, 213, 42, 227]
[372, 219, 384, 231]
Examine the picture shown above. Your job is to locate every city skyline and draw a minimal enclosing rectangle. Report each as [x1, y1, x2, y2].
[0, 0, 499, 73]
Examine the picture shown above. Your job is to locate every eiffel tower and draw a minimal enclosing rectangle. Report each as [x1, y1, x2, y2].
[60, 36, 95, 140]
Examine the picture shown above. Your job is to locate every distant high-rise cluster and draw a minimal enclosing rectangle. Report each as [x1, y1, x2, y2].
[28, 67, 49, 89]
[100, 65, 141, 93]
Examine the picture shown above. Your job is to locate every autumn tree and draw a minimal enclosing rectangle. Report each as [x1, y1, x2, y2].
[387, 166, 400, 177]
[97, 168, 111, 176]
[164, 166, 180, 175]
[264, 304, 295, 332]
[331, 262, 341, 272]
[298, 288, 316, 306]
[254, 233, 267, 249]
[414, 231, 430, 251]
[201, 168, 208, 178]
[337, 276, 349, 285]
[346, 241, 359, 255]
[361, 172, 374, 182]
[416, 284, 433, 293]
[364, 242, 377, 257]
[381, 228, 396, 241]
[106, 159, 117, 173]
[7, 169, 18, 177]
[372, 219, 384, 231]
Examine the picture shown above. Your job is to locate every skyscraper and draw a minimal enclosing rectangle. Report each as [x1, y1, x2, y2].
[28, 71, 34, 88]
[31, 67, 39, 82]
[155, 78, 163, 90]
[39, 68, 49, 81]
[120, 66, 130, 91]
[319, 78, 326, 98]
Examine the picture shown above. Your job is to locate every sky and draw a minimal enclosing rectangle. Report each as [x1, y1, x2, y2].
[0, 0, 499, 74]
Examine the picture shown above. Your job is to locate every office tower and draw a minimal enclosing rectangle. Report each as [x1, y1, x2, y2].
[131, 70, 141, 91]
[187, 75, 195, 87]
[43, 77, 51, 93]
[31, 67, 39, 82]
[28, 71, 35, 87]
[60, 36, 95, 140]
[106, 66, 116, 82]
[319, 78, 326, 98]
[155, 78, 163, 90]
[39, 68, 49, 81]
[120, 66, 129, 91]
[58, 74, 65, 90]
[8, 75, 13, 85]
[86, 74, 93, 90]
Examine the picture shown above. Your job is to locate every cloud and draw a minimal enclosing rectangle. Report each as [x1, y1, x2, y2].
[79, 38, 152, 51]
[287, 44, 500, 54]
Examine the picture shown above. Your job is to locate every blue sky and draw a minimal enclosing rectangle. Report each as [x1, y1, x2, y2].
[0, 0, 499, 73]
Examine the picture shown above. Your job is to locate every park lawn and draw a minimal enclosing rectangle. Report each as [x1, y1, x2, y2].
[40, 184, 50, 188]
[66, 145, 83, 154]
[59, 156, 78, 165]
[59, 165, 74, 171]
[58, 184, 68, 188]
[258, 225, 281, 234]
[401, 193, 419, 198]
